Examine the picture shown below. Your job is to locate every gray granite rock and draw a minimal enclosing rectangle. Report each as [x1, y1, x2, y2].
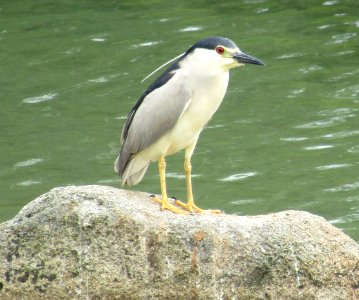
[0, 185, 358, 299]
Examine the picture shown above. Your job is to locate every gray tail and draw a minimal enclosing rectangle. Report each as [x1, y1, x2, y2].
[114, 155, 150, 186]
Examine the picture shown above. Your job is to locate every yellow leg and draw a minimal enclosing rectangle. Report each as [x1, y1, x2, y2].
[152, 156, 189, 214]
[176, 158, 223, 214]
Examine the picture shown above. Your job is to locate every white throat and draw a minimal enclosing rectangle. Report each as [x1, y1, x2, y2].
[179, 48, 233, 78]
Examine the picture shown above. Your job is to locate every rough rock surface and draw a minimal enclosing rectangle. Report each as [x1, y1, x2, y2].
[0, 185, 358, 299]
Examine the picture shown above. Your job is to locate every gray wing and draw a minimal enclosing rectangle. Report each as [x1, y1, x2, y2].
[116, 74, 191, 175]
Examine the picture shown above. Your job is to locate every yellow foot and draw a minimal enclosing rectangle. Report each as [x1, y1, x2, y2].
[151, 196, 189, 215]
[175, 200, 223, 214]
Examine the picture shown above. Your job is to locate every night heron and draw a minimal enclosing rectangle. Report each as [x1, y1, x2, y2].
[115, 36, 264, 214]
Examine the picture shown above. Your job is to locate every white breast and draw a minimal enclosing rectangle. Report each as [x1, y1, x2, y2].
[166, 71, 229, 154]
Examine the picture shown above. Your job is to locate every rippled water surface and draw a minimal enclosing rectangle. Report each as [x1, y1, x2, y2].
[1, 1, 358, 240]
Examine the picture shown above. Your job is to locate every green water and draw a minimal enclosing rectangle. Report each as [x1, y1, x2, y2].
[1, 1, 358, 240]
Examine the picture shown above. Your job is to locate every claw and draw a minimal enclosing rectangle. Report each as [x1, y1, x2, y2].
[152, 196, 189, 215]
[175, 200, 223, 214]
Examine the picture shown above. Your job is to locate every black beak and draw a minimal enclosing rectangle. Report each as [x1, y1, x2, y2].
[233, 51, 264, 66]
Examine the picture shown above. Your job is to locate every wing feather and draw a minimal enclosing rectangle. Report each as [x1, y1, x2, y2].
[116, 71, 191, 175]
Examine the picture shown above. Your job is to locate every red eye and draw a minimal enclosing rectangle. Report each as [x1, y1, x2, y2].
[216, 46, 225, 55]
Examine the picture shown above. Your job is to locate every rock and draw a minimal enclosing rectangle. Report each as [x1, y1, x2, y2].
[0, 185, 358, 299]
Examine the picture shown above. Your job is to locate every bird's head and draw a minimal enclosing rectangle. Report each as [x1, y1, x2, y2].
[181, 36, 264, 74]
[141, 36, 264, 83]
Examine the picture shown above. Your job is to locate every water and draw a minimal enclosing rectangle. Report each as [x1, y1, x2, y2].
[1, 1, 358, 241]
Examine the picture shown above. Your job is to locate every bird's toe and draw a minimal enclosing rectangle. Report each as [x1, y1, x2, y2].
[151, 196, 190, 215]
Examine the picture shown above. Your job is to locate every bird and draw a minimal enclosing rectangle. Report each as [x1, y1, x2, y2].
[114, 36, 264, 214]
